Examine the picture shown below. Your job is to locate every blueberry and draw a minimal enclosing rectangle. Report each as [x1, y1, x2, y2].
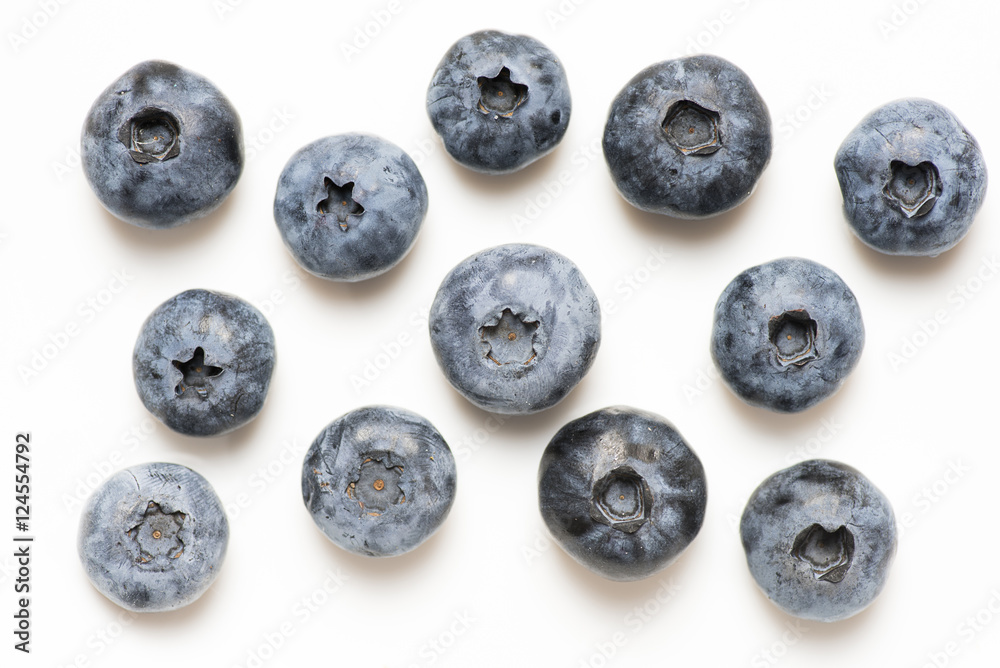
[133, 289, 276, 437]
[427, 30, 571, 174]
[603, 54, 772, 218]
[834, 98, 988, 256]
[711, 257, 864, 413]
[538, 406, 707, 581]
[429, 243, 600, 414]
[274, 134, 429, 281]
[740, 459, 896, 622]
[82, 60, 243, 229]
[78, 462, 229, 612]
[301, 406, 456, 557]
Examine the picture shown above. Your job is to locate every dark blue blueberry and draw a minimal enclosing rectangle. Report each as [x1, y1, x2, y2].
[133, 289, 276, 437]
[741, 459, 896, 622]
[711, 258, 864, 413]
[835, 98, 988, 256]
[274, 134, 429, 281]
[78, 462, 229, 612]
[538, 406, 707, 581]
[603, 54, 771, 218]
[302, 406, 456, 557]
[429, 244, 600, 415]
[82, 60, 243, 229]
[427, 30, 571, 174]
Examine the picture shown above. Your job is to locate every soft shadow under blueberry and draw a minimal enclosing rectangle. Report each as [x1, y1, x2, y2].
[717, 372, 856, 442]
[303, 511, 449, 581]
[442, 145, 568, 198]
[850, 224, 975, 280]
[548, 525, 704, 606]
[617, 173, 770, 245]
[99, 186, 238, 252]
[296, 227, 425, 305]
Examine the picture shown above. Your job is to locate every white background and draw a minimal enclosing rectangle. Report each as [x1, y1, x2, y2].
[3, 0, 1000, 666]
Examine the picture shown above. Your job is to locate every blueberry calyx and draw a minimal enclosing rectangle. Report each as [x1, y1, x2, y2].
[479, 308, 540, 366]
[118, 107, 181, 164]
[768, 310, 819, 368]
[126, 501, 187, 567]
[883, 160, 941, 218]
[172, 347, 224, 400]
[589, 466, 653, 534]
[316, 178, 365, 231]
[662, 100, 721, 156]
[345, 455, 406, 517]
[477, 66, 529, 117]
[791, 523, 855, 583]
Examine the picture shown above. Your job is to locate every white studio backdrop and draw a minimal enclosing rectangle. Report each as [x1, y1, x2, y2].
[2, 0, 999, 666]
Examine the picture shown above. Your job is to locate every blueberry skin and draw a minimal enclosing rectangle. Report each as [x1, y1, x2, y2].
[78, 462, 229, 612]
[82, 60, 243, 229]
[538, 406, 707, 581]
[429, 244, 601, 415]
[273, 134, 429, 281]
[711, 258, 864, 413]
[133, 289, 276, 437]
[741, 460, 896, 622]
[835, 98, 987, 256]
[302, 406, 457, 557]
[603, 55, 771, 218]
[427, 30, 571, 174]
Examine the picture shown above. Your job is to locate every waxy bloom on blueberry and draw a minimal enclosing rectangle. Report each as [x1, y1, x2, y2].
[133, 289, 276, 437]
[429, 244, 600, 415]
[302, 406, 456, 557]
[603, 54, 771, 218]
[78, 462, 229, 612]
[538, 407, 707, 581]
[427, 30, 571, 174]
[711, 258, 864, 413]
[741, 460, 897, 622]
[835, 98, 987, 256]
[82, 60, 244, 229]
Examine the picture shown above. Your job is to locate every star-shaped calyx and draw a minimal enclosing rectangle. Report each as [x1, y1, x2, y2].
[172, 347, 224, 399]
[317, 178, 365, 230]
